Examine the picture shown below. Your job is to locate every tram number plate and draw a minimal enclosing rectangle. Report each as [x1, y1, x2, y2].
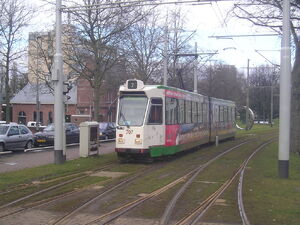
[126, 129, 133, 135]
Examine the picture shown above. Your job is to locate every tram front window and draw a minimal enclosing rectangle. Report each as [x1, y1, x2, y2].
[118, 96, 148, 126]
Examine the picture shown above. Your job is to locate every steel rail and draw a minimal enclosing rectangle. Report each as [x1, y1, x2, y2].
[52, 163, 167, 225]
[160, 141, 249, 225]
[238, 139, 276, 225]
[0, 164, 113, 211]
[84, 140, 251, 225]
[175, 139, 275, 225]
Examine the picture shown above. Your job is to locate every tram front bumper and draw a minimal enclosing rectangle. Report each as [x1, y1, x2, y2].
[115, 148, 149, 154]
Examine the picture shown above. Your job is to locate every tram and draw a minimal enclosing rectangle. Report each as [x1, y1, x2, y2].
[115, 79, 236, 161]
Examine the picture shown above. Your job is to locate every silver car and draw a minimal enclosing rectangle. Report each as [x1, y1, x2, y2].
[0, 123, 34, 152]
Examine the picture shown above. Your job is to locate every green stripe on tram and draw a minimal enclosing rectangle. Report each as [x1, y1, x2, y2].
[149, 145, 181, 157]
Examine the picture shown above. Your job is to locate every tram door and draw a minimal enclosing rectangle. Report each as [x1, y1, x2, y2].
[143, 98, 164, 147]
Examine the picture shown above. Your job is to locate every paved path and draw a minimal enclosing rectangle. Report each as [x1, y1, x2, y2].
[0, 141, 115, 173]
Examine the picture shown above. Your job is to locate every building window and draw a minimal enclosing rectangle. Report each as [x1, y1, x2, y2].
[33, 111, 43, 124]
[18, 111, 26, 124]
[48, 111, 53, 124]
[40, 111, 43, 124]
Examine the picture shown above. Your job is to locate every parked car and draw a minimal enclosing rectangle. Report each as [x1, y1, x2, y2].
[27, 121, 44, 128]
[0, 123, 34, 151]
[34, 123, 80, 147]
[99, 122, 116, 140]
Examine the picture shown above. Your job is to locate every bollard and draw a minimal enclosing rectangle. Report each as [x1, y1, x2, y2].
[216, 136, 219, 146]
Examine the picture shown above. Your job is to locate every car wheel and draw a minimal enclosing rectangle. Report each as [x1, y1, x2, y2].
[0, 143, 5, 152]
[26, 141, 33, 149]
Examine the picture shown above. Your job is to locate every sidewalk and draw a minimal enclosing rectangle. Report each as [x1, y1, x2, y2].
[0, 142, 115, 173]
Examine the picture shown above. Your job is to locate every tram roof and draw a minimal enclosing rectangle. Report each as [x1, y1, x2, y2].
[120, 80, 235, 105]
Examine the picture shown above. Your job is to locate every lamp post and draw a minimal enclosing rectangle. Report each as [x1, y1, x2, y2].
[278, 0, 291, 179]
[36, 36, 41, 131]
[246, 59, 250, 130]
[53, 0, 65, 164]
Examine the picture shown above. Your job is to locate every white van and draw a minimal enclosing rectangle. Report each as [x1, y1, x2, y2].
[27, 121, 42, 128]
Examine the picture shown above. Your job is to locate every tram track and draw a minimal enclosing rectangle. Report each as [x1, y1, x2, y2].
[0, 163, 116, 217]
[80, 139, 254, 225]
[0, 135, 276, 225]
[175, 139, 275, 225]
[51, 162, 168, 225]
[81, 137, 275, 225]
[0, 161, 167, 223]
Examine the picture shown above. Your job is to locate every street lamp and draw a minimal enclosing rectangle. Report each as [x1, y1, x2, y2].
[36, 36, 41, 131]
[53, 0, 65, 164]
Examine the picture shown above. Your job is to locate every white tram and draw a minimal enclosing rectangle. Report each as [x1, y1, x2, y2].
[115, 79, 236, 161]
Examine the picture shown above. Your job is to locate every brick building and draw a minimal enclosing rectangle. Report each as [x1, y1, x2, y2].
[10, 78, 117, 126]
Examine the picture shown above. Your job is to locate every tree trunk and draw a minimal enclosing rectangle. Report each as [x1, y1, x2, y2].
[5, 58, 10, 123]
[93, 85, 101, 122]
[290, 45, 300, 154]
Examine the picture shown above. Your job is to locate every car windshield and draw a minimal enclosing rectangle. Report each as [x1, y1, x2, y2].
[99, 123, 108, 131]
[0, 125, 9, 135]
[44, 124, 55, 132]
[118, 96, 148, 126]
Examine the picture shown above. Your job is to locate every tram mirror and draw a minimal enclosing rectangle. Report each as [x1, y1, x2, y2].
[236, 106, 254, 130]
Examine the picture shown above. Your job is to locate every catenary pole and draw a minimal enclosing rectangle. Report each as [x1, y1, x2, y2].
[36, 36, 41, 132]
[278, 0, 291, 178]
[193, 42, 198, 93]
[163, 12, 168, 86]
[246, 59, 250, 130]
[53, 0, 65, 164]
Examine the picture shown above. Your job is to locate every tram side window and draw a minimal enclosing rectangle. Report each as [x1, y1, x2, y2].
[226, 106, 229, 122]
[220, 106, 224, 122]
[203, 103, 207, 123]
[185, 101, 192, 124]
[166, 98, 178, 125]
[148, 98, 163, 124]
[192, 102, 198, 123]
[198, 103, 203, 123]
[178, 99, 185, 124]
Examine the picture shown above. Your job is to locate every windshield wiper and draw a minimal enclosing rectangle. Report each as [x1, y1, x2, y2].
[120, 110, 130, 128]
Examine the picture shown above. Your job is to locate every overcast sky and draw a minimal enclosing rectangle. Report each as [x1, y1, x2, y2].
[182, 1, 281, 70]
[28, 0, 281, 73]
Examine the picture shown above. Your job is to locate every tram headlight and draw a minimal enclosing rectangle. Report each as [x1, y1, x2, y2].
[117, 138, 125, 144]
[135, 139, 142, 145]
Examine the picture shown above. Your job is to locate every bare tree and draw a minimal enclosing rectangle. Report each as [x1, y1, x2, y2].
[0, 0, 34, 123]
[10, 61, 28, 95]
[229, 0, 300, 153]
[122, 9, 163, 83]
[166, 8, 196, 89]
[28, 32, 55, 88]
[199, 63, 246, 105]
[249, 65, 279, 122]
[63, 0, 148, 121]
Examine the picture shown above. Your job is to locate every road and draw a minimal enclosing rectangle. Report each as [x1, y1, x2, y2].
[0, 141, 115, 173]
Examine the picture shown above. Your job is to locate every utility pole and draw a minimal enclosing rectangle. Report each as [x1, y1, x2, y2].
[53, 0, 65, 164]
[278, 0, 291, 179]
[36, 36, 41, 131]
[246, 59, 250, 130]
[193, 42, 198, 93]
[163, 13, 168, 86]
[270, 68, 274, 127]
